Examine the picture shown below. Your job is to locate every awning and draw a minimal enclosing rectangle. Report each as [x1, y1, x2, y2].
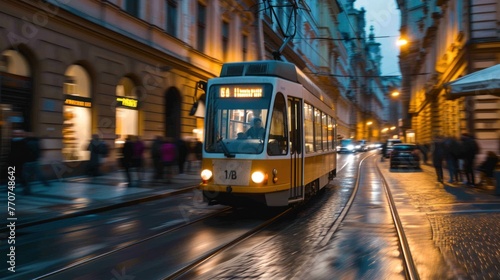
[445, 64, 500, 99]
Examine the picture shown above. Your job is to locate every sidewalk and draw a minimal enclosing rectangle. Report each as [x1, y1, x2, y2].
[420, 163, 499, 196]
[0, 168, 202, 230]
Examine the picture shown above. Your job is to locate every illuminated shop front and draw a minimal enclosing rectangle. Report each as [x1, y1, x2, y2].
[62, 65, 92, 161]
[115, 77, 139, 145]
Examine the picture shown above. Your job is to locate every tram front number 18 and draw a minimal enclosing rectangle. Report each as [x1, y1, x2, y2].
[225, 170, 237, 180]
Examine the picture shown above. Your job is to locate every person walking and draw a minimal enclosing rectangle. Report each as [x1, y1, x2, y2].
[161, 138, 177, 183]
[442, 136, 460, 183]
[24, 132, 50, 187]
[7, 130, 30, 194]
[133, 135, 145, 183]
[476, 151, 499, 186]
[380, 142, 387, 162]
[461, 133, 480, 187]
[418, 142, 430, 165]
[176, 138, 188, 175]
[195, 140, 203, 162]
[86, 134, 103, 178]
[151, 135, 164, 181]
[122, 135, 135, 186]
[431, 136, 444, 183]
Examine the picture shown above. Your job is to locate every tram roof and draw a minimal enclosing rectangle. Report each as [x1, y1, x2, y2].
[220, 60, 331, 106]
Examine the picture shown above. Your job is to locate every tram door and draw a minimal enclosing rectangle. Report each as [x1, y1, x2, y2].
[288, 97, 304, 201]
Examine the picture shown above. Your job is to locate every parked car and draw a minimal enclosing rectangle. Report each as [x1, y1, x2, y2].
[389, 143, 421, 169]
[357, 140, 369, 152]
[384, 138, 402, 158]
[337, 139, 358, 153]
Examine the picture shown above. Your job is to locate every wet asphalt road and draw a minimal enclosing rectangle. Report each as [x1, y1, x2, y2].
[2, 150, 499, 279]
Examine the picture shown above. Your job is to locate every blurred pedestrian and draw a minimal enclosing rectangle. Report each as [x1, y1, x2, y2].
[161, 137, 177, 183]
[133, 135, 145, 183]
[461, 133, 480, 186]
[86, 134, 103, 178]
[443, 136, 460, 183]
[151, 135, 164, 181]
[122, 135, 134, 186]
[431, 136, 444, 183]
[476, 151, 499, 186]
[176, 138, 188, 175]
[186, 140, 197, 172]
[24, 132, 50, 187]
[418, 142, 430, 165]
[7, 130, 30, 194]
[380, 142, 387, 162]
[195, 140, 203, 161]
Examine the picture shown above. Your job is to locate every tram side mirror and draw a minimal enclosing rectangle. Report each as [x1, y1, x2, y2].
[189, 81, 207, 116]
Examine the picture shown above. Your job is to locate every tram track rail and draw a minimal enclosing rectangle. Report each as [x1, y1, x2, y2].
[318, 152, 420, 280]
[33, 206, 233, 280]
[166, 207, 294, 279]
[374, 156, 419, 280]
[32, 204, 293, 279]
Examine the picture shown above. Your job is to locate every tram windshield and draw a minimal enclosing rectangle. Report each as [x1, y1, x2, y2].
[205, 84, 273, 154]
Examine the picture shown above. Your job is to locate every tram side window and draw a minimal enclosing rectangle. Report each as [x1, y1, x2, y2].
[268, 92, 288, 155]
[322, 112, 329, 150]
[304, 103, 314, 153]
[328, 116, 335, 151]
[314, 108, 322, 151]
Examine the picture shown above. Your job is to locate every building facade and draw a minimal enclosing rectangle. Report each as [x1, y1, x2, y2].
[397, 0, 500, 158]
[1, 0, 396, 178]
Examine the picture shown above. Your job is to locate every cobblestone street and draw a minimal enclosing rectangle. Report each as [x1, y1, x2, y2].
[383, 162, 500, 279]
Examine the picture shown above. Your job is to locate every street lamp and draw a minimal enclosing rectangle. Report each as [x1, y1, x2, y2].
[366, 121, 373, 141]
[397, 38, 408, 46]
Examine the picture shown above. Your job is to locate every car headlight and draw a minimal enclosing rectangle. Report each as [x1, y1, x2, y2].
[251, 171, 265, 183]
[347, 144, 354, 150]
[201, 169, 213, 181]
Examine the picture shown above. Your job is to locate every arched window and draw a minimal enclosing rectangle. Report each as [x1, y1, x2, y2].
[115, 77, 139, 145]
[62, 65, 92, 160]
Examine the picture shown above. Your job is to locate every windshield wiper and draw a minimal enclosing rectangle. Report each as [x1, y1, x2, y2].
[217, 137, 235, 158]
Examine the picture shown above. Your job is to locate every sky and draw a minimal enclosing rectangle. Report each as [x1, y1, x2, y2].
[353, 0, 401, 76]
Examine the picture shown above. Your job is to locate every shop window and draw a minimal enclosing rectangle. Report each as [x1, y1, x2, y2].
[62, 65, 92, 161]
[115, 77, 139, 145]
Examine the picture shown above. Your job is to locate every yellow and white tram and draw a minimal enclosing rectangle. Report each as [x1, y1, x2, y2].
[199, 60, 337, 207]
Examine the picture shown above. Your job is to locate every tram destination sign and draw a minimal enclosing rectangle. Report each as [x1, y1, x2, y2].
[219, 85, 263, 98]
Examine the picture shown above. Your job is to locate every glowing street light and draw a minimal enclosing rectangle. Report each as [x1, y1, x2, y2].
[397, 38, 408, 46]
[391, 90, 400, 97]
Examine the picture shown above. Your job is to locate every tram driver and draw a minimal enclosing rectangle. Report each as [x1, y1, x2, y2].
[246, 118, 265, 139]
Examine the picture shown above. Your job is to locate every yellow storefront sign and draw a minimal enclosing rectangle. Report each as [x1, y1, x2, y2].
[65, 98, 91, 107]
[116, 97, 138, 108]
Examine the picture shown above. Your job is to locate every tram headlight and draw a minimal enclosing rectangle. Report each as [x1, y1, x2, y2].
[251, 171, 265, 184]
[201, 169, 213, 181]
